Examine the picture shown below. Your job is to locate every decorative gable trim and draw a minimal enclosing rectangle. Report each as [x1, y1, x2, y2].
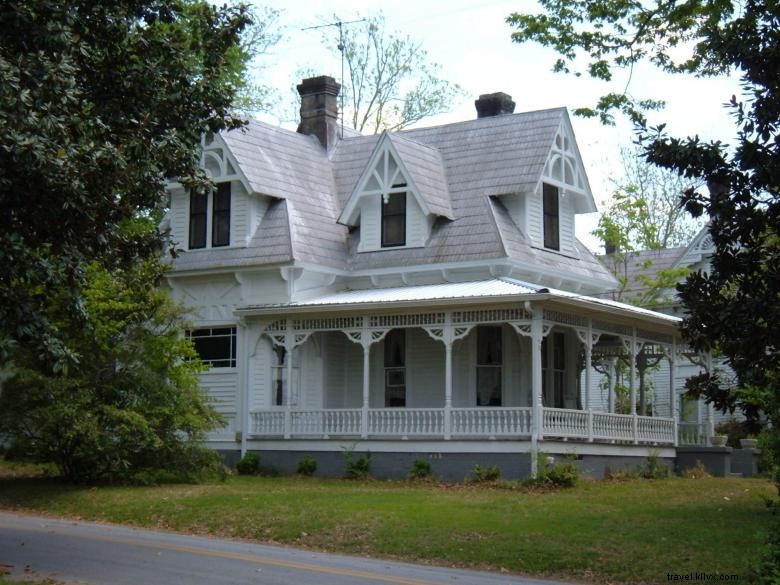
[201, 132, 253, 196]
[675, 224, 713, 268]
[338, 132, 452, 226]
[537, 115, 597, 214]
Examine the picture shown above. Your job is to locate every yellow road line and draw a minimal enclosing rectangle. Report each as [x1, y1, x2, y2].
[0, 519, 446, 585]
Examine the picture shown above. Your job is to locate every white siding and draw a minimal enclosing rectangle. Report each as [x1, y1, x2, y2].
[247, 195, 270, 244]
[452, 336, 471, 407]
[300, 337, 323, 409]
[527, 191, 543, 244]
[358, 196, 381, 251]
[323, 332, 346, 408]
[231, 181, 249, 246]
[559, 193, 576, 255]
[249, 336, 271, 410]
[170, 189, 188, 249]
[343, 338, 363, 407]
[406, 195, 429, 247]
[406, 328, 444, 407]
[502, 193, 527, 235]
[201, 370, 238, 439]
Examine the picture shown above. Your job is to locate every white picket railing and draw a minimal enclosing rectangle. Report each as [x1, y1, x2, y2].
[368, 408, 445, 436]
[249, 407, 675, 444]
[291, 409, 362, 436]
[678, 422, 708, 446]
[637, 416, 676, 443]
[591, 412, 635, 442]
[251, 410, 285, 435]
[450, 407, 532, 437]
[542, 407, 589, 438]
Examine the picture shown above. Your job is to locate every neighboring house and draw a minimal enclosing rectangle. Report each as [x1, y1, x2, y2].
[163, 76, 694, 480]
[599, 227, 735, 445]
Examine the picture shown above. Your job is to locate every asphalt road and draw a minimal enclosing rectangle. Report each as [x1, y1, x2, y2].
[0, 512, 569, 585]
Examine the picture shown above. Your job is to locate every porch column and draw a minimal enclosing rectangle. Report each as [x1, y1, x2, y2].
[705, 351, 715, 441]
[607, 356, 617, 413]
[237, 319, 249, 457]
[629, 329, 638, 444]
[444, 334, 453, 441]
[361, 316, 371, 439]
[284, 319, 294, 439]
[670, 339, 679, 446]
[531, 308, 544, 442]
[585, 320, 594, 442]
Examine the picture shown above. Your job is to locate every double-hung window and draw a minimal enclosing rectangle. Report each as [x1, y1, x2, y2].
[188, 182, 231, 249]
[384, 329, 406, 407]
[476, 326, 502, 406]
[543, 183, 560, 250]
[542, 332, 565, 407]
[187, 327, 236, 368]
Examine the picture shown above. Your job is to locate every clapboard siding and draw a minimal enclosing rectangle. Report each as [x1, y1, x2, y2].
[559, 192, 576, 255]
[170, 189, 188, 248]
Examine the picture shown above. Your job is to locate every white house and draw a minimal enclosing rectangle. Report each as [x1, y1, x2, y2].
[163, 76, 697, 479]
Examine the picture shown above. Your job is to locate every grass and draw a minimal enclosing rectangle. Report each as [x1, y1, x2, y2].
[0, 460, 773, 584]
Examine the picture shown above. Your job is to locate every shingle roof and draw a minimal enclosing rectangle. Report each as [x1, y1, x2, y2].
[387, 134, 453, 219]
[172, 109, 615, 287]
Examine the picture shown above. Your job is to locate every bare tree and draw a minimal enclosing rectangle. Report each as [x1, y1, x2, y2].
[327, 14, 463, 133]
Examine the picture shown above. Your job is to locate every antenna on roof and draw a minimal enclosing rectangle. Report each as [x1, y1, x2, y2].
[302, 17, 366, 139]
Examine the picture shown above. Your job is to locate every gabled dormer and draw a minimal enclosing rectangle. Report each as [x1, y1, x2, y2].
[168, 132, 262, 251]
[338, 132, 453, 252]
[502, 113, 596, 257]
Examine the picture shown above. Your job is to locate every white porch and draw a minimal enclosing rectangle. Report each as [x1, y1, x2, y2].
[250, 406, 676, 444]
[229, 280, 696, 460]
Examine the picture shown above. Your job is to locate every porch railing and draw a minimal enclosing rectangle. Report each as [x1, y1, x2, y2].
[250, 407, 675, 444]
[450, 407, 532, 437]
[678, 422, 708, 446]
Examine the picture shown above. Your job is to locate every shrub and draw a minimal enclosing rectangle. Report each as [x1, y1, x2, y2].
[531, 453, 579, 488]
[342, 445, 372, 479]
[546, 459, 579, 487]
[638, 451, 671, 479]
[715, 417, 751, 449]
[297, 455, 317, 476]
[680, 461, 712, 479]
[408, 458, 432, 480]
[472, 464, 502, 482]
[236, 452, 261, 476]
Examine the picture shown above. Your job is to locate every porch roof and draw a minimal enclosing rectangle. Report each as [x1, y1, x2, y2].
[236, 278, 682, 329]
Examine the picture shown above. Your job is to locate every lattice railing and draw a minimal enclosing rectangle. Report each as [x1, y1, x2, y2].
[543, 309, 588, 328]
[452, 307, 530, 324]
[369, 313, 446, 328]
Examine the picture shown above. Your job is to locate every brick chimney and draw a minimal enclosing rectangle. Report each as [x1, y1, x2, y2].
[475, 92, 516, 118]
[297, 75, 341, 150]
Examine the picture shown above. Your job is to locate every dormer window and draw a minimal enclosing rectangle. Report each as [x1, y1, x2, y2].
[188, 182, 231, 249]
[212, 182, 231, 247]
[189, 192, 208, 249]
[543, 183, 560, 251]
[381, 190, 406, 247]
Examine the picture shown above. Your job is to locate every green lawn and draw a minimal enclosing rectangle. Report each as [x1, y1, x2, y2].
[0, 462, 772, 584]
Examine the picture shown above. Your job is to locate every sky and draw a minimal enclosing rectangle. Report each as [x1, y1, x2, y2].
[247, 0, 741, 251]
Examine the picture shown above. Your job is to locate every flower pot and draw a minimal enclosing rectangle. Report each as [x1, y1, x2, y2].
[740, 438, 758, 449]
[710, 435, 728, 447]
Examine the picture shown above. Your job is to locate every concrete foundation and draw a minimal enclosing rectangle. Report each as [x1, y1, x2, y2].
[732, 448, 760, 477]
[218, 448, 676, 481]
[676, 446, 732, 477]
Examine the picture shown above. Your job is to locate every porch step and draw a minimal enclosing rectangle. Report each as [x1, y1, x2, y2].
[728, 472, 743, 478]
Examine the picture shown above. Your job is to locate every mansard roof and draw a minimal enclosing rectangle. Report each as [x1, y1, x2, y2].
[171, 108, 614, 288]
